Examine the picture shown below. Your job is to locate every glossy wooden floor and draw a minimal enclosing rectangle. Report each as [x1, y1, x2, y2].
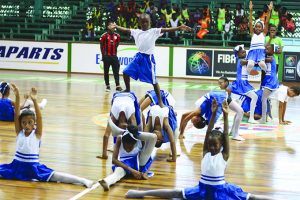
[1, 70, 300, 200]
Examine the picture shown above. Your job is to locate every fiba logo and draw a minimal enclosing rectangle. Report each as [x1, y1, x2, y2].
[187, 51, 211, 75]
[285, 56, 297, 67]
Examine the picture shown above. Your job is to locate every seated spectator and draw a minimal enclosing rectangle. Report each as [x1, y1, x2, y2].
[181, 4, 190, 25]
[171, 3, 178, 14]
[169, 13, 181, 43]
[191, 8, 202, 28]
[85, 18, 94, 39]
[160, 3, 167, 16]
[157, 14, 167, 28]
[284, 14, 296, 33]
[222, 15, 233, 46]
[234, 3, 244, 26]
[196, 6, 210, 39]
[128, 13, 139, 29]
[117, 13, 127, 28]
[106, 0, 115, 13]
[236, 16, 249, 41]
[259, 4, 269, 24]
[92, 6, 102, 26]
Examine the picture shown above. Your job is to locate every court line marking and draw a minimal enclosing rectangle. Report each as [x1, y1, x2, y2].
[69, 182, 100, 200]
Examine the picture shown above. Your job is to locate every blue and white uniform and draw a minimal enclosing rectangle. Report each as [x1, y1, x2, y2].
[261, 58, 279, 91]
[241, 90, 270, 115]
[228, 59, 254, 95]
[111, 92, 142, 127]
[247, 32, 266, 62]
[183, 152, 250, 200]
[123, 28, 162, 84]
[0, 129, 54, 181]
[0, 98, 14, 121]
[112, 134, 152, 174]
[145, 89, 175, 107]
[195, 91, 228, 123]
[146, 105, 177, 143]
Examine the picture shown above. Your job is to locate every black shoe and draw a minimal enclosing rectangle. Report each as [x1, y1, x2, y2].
[116, 86, 123, 91]
[105, 85, 111, 92]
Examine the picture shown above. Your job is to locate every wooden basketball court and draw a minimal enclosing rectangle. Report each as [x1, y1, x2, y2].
[1, 70, 300, 200]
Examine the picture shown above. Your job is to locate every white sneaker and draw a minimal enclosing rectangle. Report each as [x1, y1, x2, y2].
[39, 99, 47, 110]
[248, 119, 259, 124]
[232, 136, 245, 141]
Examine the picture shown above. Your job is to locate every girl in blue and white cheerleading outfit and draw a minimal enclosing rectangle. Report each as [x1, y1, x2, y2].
[179, 91, 228, 139]
[139, 89, 175, 128]
[241, 89, 271, 120]
[260, 44, 279, 123]
[99, 124, 157, 191]
[145, 105, 177, 162]
[125, 100, 276, 200]
[227, 45, 258, 124]
[0, 86, 93, 188]
[0, 82, 15, 121]
[99, 91, 142, 159]
[246, 1, 272, 77]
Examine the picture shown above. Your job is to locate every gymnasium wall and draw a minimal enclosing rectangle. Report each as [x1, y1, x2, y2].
[1, 40, 300, 82]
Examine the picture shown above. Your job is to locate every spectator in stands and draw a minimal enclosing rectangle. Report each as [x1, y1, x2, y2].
[150, 8, 160, 28]
[217, 3, 226, 33]
[140, 2, 147, 13]
[222, 15, 233, 46]
[259, 4, 269, 25]
[144, 0, 151, 12]
[85, 18, 94, 40]
[165, 8, 173, 27]
[128, 0, 136, 13]
[157, 14, 167, 28]
[129, 12, 139, 29]
[196, 6, 210, 39]
[269, 4, 280, 28]
[171, 3, 178, 14]
[100, 21, 123, 92]
[234, 3, 244, 26]
[134, 4, 142, 18]
[191, 8, 202, 28]
[106, 0, 115, 13]
[92, 6, 102, 26]
[169, 13, 180, 43]
[146, 2, 158, 15]
[117, 13, 127, 28]
[160, 3, 167, 16]
[236, 16, 249, 41]
[181, 4, 190, 25]
[284, 14, 296, 34]
[225, 5, 232, 21]
[116, 0, 126, 16]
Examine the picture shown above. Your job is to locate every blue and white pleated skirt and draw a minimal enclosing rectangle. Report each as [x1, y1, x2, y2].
[112, 156, 153, 175]
[261, 75, 279, 91]
[183, 181, 250, 200]
[247, 49, 266, 63]
[0, 159, 54, 181]
[228, 80, 254, 95]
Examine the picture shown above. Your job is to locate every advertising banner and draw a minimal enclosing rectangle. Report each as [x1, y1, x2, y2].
[72, 44, 169, 76]
[283, 52, 300, 81]
[0, 40, 68, 71]
[186, 49, 213, 77]
[213, 50, 236, 78]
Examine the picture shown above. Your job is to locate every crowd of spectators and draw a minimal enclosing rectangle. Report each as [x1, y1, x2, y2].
[82, 0, 296, 44]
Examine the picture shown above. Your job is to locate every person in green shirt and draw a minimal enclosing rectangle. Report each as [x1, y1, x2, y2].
[261, 24, 283, 83]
